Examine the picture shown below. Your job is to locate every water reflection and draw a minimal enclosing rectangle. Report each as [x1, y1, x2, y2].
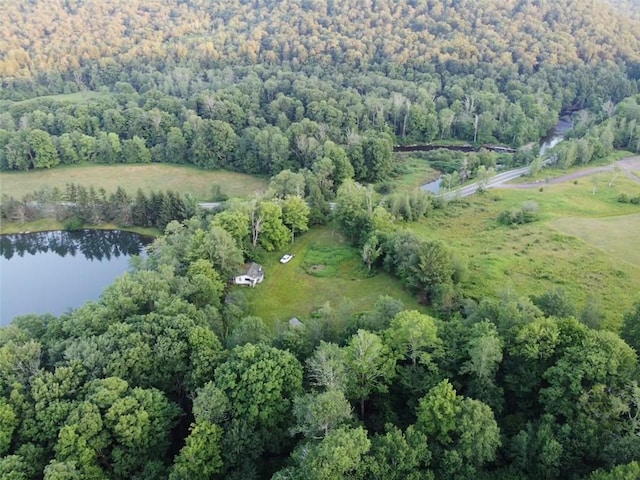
[0, 230, 151, 261]
[0, 230, 153, 323]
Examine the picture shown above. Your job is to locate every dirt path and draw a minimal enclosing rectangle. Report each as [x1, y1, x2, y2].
[499, 156, 640, 189]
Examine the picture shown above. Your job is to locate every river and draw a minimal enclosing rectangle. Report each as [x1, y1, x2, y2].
[420, 116, 573, 193]
[539, 116, 573, 156]
[0, 230, 152, 325]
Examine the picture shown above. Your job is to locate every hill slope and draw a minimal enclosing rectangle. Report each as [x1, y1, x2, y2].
[2, 0, 640, 78]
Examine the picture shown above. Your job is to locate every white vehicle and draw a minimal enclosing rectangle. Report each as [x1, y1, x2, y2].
[280, 254, 294, 264]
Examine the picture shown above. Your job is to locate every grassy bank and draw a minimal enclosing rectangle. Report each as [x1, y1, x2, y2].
[241, 226, 423, 329]
[411, 173, 640, 330]
[387, 154, 441, 191]
[0, 219, 160, 237]
[0, 163, 268, 200]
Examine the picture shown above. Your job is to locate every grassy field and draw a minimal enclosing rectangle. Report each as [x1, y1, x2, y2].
[241, 226, 423, 329]
[0, 218, 159, 236]
[0, 163, 268, 200]
[510, 150, 635, 184]
[0, 91, 110, 112]
[411, 173, 640, 330]
[551, 213, 640, 267]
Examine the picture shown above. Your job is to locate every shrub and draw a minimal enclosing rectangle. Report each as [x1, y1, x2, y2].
[617, 193, 630, 203]
[210, 183, 229, 202]
[64, 216, 84, 231]
[498, 201, 538, 226]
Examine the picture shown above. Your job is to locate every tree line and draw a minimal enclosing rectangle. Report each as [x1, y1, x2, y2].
[0, 183, 197, 230]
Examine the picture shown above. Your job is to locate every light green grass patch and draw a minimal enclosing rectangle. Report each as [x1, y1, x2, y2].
[1, 91, 110, 112]
[412, 181, 640, 330]
[241, 226, 422, 329]
[0, 163, 268, 200]
[0, 218, 159, 237]
[496, 174, 640, 219]
[510, 151, 635, 184]
[550, 213, 640, 267]
[301, 243, 368, 279]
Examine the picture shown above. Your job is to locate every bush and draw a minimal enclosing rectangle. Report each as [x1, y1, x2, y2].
[498, 208, 524, 225]
[617, 193, 630, 203]
[498, 201, 538, 226]
[64, 216, 84, 230]
[631, 195, 640, 204]
[210, 183, 229, 202]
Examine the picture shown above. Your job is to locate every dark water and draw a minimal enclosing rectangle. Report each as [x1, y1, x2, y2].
[421, 177, 442, 193]
[0, 230, 153, 325]
[539, 116, 573, 156]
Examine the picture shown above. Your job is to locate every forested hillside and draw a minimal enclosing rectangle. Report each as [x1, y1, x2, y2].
[1, 0, 640, 183]
[2, 0, 640, 77]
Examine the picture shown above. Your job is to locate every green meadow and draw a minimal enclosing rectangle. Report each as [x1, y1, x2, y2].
[409, 173, 640, 330]
[0, 163, 268, 201]
[241, 226, 423, 329]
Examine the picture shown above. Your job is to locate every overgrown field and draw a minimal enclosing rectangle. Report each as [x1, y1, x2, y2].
[385, 154, 440, 191]
[551, 213, 640, 267]
[241, 227, 422, 328]
[411, 172, 640, 330]
[0, 164, 268, 200]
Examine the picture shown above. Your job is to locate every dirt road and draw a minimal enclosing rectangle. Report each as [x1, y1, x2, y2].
[500, 156, 640, 189]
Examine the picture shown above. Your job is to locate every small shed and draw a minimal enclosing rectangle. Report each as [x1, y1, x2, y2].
[289, 317, 303, 328]
[233, 262, 265, 287]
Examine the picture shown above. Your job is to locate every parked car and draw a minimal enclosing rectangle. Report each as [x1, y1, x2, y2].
[280, 254, 294, 264]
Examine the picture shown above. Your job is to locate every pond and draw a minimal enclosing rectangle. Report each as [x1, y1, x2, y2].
[0, 230, 153, 325]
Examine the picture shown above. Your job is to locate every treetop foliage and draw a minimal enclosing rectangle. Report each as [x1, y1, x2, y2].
[2, 0, 640, 78]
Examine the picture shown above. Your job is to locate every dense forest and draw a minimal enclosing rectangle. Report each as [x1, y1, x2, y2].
[2, 0, 640, 478]
[1, 207, 640, 479]
[2, 0, 640, 181]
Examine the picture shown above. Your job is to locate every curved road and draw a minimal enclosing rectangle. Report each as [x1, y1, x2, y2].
[438, 156, 640, 199]
[500, 156, 640, 189]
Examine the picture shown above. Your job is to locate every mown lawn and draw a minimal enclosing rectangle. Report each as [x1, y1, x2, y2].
[241, 226, 423, 329]
[411, 174, 640, 330]
[0, 163, 268, 200]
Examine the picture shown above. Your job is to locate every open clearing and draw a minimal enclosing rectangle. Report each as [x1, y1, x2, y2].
[0, 163, 268, 200]
[0, 91, 110, 110]
[412, 173, 640, 330]
[550, 213, 640, 267]
[241, 226, 422, 329]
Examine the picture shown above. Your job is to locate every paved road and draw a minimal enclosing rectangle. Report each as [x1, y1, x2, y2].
[438, 165, 532, 200]
[198, 202, 223, 210]
[438, 156, 640, 199]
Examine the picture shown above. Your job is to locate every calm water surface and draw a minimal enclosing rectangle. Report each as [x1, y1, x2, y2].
[0, 230, 152, 325]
